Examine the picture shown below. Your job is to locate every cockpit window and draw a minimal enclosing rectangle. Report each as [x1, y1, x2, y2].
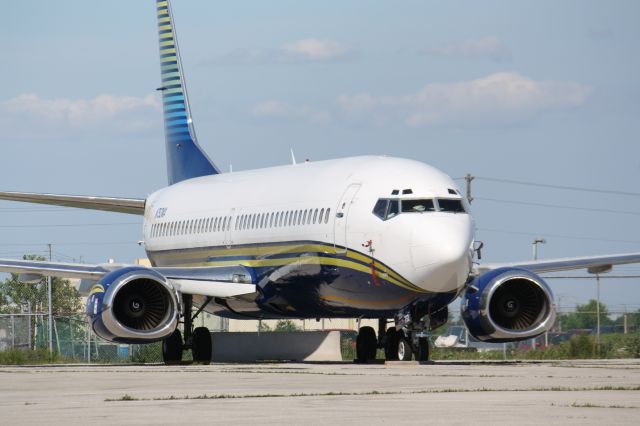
[401, 199, 435, 213]
[437, 198, 466, 213]
[372, 199, 389, 220]
[373, 197, 466, 220]
[387, 199, 399, 219]
[372, 199, 399, 220]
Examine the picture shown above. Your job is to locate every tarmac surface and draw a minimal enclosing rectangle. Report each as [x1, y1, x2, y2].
[1, 359, 639, 425]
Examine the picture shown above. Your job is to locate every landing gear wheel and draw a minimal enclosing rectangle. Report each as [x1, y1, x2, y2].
[192, 327, 212, 364]
[162, 329, 183, 365]
[397, 337, 413, 361]
[384, 328, 399, 361]
[417, 337, 429, 362]
[356, 326, 377, 362]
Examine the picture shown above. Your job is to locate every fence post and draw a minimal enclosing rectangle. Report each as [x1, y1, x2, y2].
[87, 322, 91, 364]
[11, 314, 15, 349]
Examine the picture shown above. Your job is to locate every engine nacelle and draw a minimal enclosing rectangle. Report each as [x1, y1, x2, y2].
[86, 266, 179, 343]
[461, 267, 556, 343]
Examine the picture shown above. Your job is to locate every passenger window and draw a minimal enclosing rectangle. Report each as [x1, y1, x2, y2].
[437, 199, 466, 213]
[325, 208, 330, 224]
[319, 208, 324, 223]
[402, 199, 435, 213]
[303, 210, 308, 225]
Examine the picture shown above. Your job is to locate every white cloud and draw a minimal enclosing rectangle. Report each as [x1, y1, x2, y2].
[339, 72, 592, 127]
[428, 36, 511, 61]
[251, 100, 330, 123]
[210, 38, 352, 65]
[1, 93, 161, 138]
[281, 39, 351, 61]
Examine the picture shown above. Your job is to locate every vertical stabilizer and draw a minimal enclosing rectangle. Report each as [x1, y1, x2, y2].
[156, 0, 220, 185]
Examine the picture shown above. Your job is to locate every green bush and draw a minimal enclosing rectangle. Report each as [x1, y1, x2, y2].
[0, 348, 63, 365]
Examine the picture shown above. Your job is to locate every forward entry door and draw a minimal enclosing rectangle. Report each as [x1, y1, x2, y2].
[333, 183, 361, 255]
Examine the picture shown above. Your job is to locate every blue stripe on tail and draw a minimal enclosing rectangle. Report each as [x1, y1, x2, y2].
[156, 0, 220, 185]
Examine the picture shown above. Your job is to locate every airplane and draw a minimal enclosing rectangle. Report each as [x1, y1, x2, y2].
[1, 0, 639, 364]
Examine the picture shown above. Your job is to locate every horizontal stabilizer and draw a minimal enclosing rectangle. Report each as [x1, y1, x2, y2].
[0, 191, 145, 215]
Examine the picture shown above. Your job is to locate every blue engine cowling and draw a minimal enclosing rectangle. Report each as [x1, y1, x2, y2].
[86, 266, 180, 343]
[461, 267, 556, 343]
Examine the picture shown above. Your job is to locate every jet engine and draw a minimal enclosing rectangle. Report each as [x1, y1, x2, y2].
[86, 267, 179, 343]
[461, 267, 555, 343]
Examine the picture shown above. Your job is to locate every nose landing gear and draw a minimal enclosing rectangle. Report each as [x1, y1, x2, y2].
[356, 305, 444, 362]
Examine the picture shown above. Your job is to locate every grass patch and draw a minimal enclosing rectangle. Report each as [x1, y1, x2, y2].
[0, 348, 67, 365]
[105, 385, 640, 402]
[569, 402, 638, 409]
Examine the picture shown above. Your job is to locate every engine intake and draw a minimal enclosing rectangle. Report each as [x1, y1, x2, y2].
[461, 268, 555, 343]
[86, 267, 179, 343]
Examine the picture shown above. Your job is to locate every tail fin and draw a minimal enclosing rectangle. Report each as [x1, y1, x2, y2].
[156, 0, 220, 185]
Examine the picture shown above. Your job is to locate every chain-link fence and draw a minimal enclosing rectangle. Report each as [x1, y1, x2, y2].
[1, 272, 639, 363]
[0, 312, 227, 364]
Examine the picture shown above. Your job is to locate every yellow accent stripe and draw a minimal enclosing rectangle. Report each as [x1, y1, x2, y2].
[151, 242, 419, 290]
[157, 1, 168, 7]
[89, 284, 104, 296]
[159, 24, 172, 32]
[345, 249, 412, 287]
[157, 254, 426, 293]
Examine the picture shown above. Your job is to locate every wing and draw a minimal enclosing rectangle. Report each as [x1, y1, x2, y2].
[474, 252, 640, 275]
[0, 191, 145, 215]
[0, 258, 256, 298]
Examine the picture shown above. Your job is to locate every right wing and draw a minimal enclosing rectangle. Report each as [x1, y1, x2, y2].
[0, 191, 145, 215]
[0, 258, 256, 298]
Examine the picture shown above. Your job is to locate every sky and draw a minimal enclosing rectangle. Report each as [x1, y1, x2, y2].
[2, 0, 640, 315]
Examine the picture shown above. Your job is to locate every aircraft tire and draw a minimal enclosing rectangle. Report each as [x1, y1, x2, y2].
[397, 337, 413, 361]
[192, 327, 212, 364]
[384, 328, 399, 361]
[162, 329, 183, 365]
[417, 337, 429, 362]
[356, 326, 377, 362]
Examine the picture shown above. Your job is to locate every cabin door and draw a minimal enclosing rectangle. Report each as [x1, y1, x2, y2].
[333, 183, 361, 255]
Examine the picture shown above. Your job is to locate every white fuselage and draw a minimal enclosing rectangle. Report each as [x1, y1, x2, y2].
[142, 156, 475, 297]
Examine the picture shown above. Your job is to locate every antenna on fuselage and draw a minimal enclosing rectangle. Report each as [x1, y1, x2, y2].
[290, 149, 297, 165]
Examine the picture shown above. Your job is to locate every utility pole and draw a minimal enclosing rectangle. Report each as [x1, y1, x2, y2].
[47, 243, 53, 355]
[464, 174, 474, 204]
[595, 273, 601, 354]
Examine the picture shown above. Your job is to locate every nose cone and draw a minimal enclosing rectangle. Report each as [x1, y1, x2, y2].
[410, 214, 473, 292]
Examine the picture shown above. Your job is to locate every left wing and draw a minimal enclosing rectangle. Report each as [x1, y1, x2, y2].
[0, 258, 256, 298]
[474, 252, 640, 275]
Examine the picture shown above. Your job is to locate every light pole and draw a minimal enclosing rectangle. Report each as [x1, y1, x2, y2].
[48, 243, 53, 355]
[532, 238, 546, 261]
[531, 238, 546, 349]
[587, 265, 612, 356]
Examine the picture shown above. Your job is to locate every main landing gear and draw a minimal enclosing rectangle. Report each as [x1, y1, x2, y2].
[162, 294, 213, 365]
[355, 306, 445, 362]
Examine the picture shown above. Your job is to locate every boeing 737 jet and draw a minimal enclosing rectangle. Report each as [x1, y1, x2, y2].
[1, 0, 639, 364]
